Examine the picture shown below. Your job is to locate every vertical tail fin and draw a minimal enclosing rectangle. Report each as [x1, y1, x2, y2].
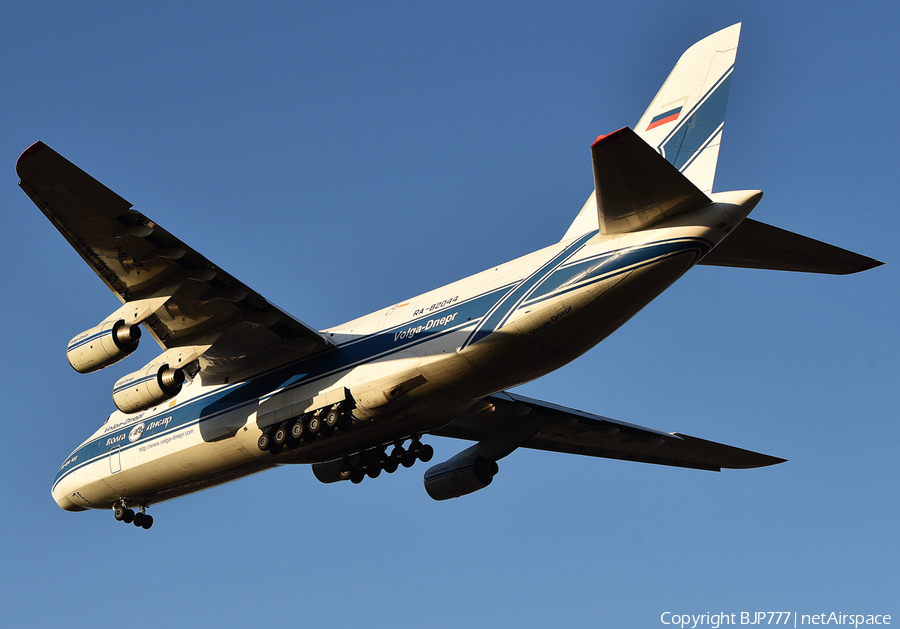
[562, 24, 741, 242]
[635, 23, 741, 195]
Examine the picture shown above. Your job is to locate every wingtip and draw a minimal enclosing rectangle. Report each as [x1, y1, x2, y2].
[831, 257, 885, 275]
[854, 259, 885, 273]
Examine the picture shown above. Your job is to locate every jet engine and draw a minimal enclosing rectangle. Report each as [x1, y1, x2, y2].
[423, 453, 499, 501]
[112, 363, 186, 414]
[312, 459, 351, 483]
[67, 319, 141, 374]
[110, 344, 208, 414]
[66, 297, 171, 374]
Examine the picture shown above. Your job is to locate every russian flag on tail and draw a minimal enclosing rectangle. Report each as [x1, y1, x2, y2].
[646, 106, 683, 130]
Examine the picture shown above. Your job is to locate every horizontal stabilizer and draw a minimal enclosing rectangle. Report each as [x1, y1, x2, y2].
[591, 127, 711, 234]
[701, 218, 884, 274]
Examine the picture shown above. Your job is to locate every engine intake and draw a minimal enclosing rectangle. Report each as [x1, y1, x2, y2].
[67, 319, 141, 374]
[113, 363, 185, 414]
[423, 454, 499, 501]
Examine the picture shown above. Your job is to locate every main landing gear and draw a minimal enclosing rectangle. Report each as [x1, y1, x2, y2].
[257, 404, 352, 455]
[343, 437, 434, 485]
[113, 501, 153, 530]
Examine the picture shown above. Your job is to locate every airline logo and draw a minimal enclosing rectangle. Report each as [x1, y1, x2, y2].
[646, 105, 683, 130]
[128, 422, 146, 442]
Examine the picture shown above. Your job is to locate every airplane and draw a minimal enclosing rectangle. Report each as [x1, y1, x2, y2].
[20, 24, 882, 530]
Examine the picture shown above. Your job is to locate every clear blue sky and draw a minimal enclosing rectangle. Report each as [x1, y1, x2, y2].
[1, 2, 896, 627]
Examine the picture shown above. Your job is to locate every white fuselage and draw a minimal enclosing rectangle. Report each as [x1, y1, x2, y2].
[52, 199, 752, 512]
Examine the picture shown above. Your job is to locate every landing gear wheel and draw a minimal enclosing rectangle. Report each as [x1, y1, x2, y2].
[114, 505, 126, 521]
[366, 466, 382, 479]
[273, 425, 288, 446]
[307, 414, 322, 434]
[123, 509, 135, 524]
[133, 512, 145, 527]
[401, 452, 416, 468]
[350, 469, 365, 484]
[383, 459, 398, 474]
[418, 444, 434, 463]
[257, 432, 271, 451]
[390, 445, 406, 462]
[324, 408, 341, 429]
[337, 414, 352, 431]
[319, 425, 334, 439]
[141, 515, 154, 530]
[290, 421, 304, 440]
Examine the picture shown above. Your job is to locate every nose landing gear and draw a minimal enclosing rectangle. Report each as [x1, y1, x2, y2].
[113, 500, 153, 530]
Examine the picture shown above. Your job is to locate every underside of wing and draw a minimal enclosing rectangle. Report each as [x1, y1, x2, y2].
[700, 218, 884, 275]
[431, 391, 784, 471]
[17, 141, 333, 375]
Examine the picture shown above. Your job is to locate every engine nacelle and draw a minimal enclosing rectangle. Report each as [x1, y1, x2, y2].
[312, 459, 351, 484]
[112, 363, 186, 414]
[423, 454, 499, 501]
[67, 319, 141, 374]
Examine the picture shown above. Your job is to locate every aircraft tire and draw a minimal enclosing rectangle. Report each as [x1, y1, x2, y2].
[337, 414, 352, 431]
[122, 509, 135, 524]
[350, 470, 365, 484]
[418, 444, 434, 463]
[290, 421, 304, 440]
[273, 426, 288, 446]
[383, 459, 398, 474]
[133, 512, 145, 527]
[257, 433, 270, 451]
[324, 408, 341, 429]
[401, 452, 416, 468]
[366, 466, 382, 479]
[307, 415, 322, 434]
[142, 515, 153, 530]
[114, 505, 126, 521]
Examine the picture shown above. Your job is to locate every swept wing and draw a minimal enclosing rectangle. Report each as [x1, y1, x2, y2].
[432, 391, 785, 471]
[17, 141, 333, 375]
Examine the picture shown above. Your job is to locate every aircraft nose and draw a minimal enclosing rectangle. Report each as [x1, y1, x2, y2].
[52, 487, 89, 512]
[52, 464, 90, 512]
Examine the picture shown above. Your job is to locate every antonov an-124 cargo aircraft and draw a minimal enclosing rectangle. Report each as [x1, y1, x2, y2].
[20, 24, 881, 529]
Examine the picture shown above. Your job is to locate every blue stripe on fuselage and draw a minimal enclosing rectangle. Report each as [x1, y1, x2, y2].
[522, 238, 711, 307]
[459, 232, 596, 350]
[53, 234, 706, 492]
